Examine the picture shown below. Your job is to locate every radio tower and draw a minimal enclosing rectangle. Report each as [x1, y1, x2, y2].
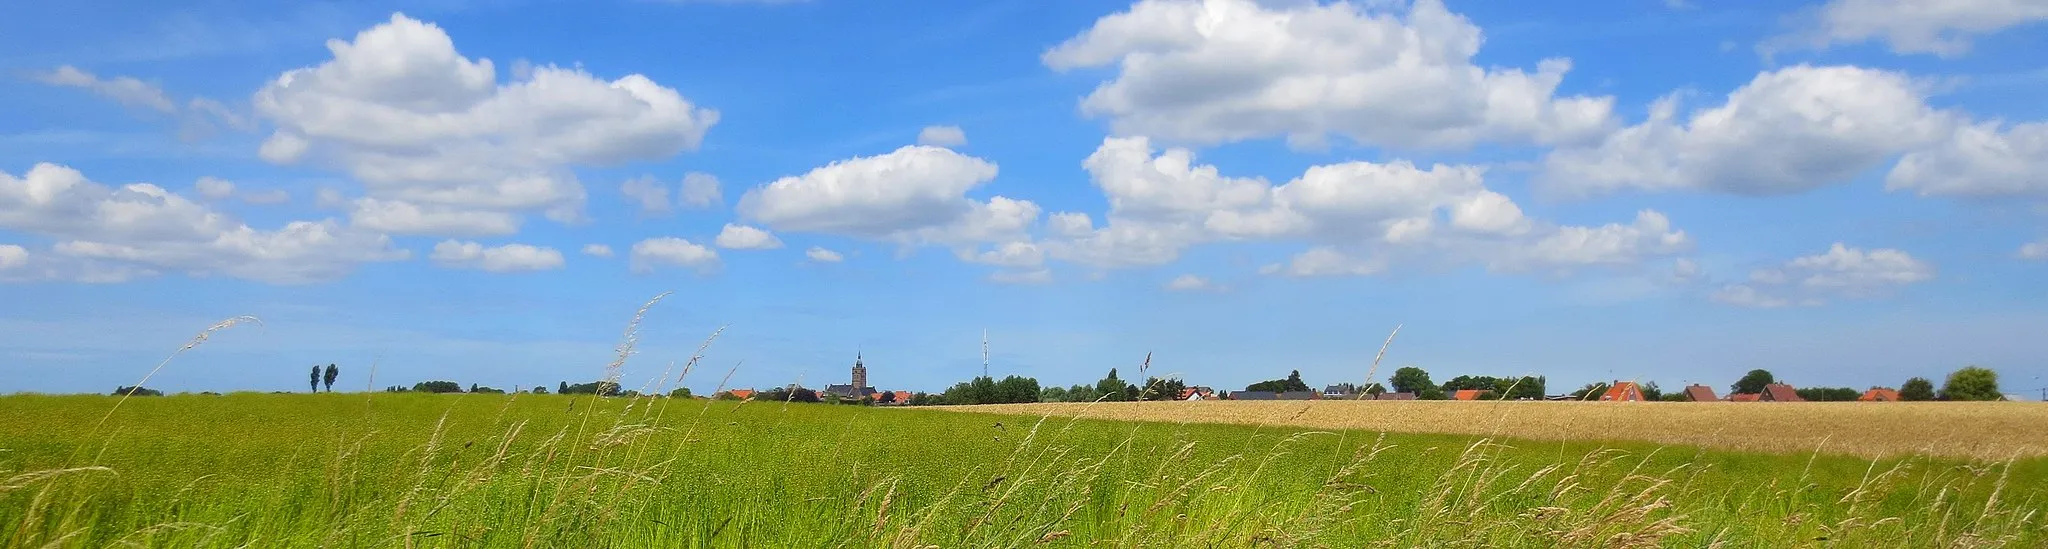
[981, 329, 990, 379]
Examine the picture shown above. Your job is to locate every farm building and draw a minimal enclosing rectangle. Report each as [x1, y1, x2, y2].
[1760, 383, 1804, 402]
[1374, 392, 1417, 401]
[1451, 389, 1487, 401]
[1229, 391, 1278, 400]
[1727, 393, 1760, 402]
[1599, 382, 1647, 402]
[1277, 391, 1322, 400]
[1682, 384, 1718, 402]
[1179, 387, 1217, 401]
[1858, 388, 1901, 402]
[721, 389, 756, 400]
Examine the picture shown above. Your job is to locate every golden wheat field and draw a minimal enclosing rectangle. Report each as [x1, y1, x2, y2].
[940, 401, 2048, 461]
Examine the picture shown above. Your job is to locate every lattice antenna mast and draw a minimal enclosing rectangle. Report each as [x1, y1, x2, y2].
[980, 329, 990, 379]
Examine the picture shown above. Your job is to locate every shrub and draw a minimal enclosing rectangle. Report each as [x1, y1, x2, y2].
[111, 386, 163, 397]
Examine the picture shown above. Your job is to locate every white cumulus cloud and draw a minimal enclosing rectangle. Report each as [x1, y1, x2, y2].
[1044, 0, 1615, 149]
[714, 224, 783, 249]
[1541, 65, 1956, 196]
[620, 175, 674, 216]
[805, 246, 843, 263]
[737, 144, 1040, 259]
[253, 12, 720, 237]
[2017, 240, 2048, 260]
[0, 245, 26, 271]
[629, 237, 720, 274]
[1711, 243, 1936, 307]
[1048, 136, 1689, 276]
[429, 240, 565, 272]
[0, 163, 407, 284]
[1886, 121, 2048, 197]
[582, 243, 614, 257]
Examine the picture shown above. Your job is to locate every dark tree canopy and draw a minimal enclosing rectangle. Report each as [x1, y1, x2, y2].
[310, 365, 321, 393]
[1795, 387, 1860, 401]
[1389, 367, 1434, 395]
[322, 364, 338, 392]
[559, 381, 622, 396]
[1940, 366, 2001, 401]
[1094, 369, 1133, 402]
[1140, 377, 1187, 401]
[113, 386, 163, 397]
[1732, 369, 1775, 395]
[1899, 377, 1936, 401]
[412, 380, 463, 393]
[1246, 370, 1311, 393]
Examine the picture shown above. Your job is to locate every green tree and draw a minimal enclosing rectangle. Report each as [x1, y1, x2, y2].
[322, 364, 338, 392]
[1572, 382, 1611, 400]
[668, 387, 692, 399]
[1389, 367, 1434, 395]
[531, 386, 549, 395]
[1040, 385, 1069, 402]
[1939, 366, 2001, 401]
[1795, 387, 1859, 401]
[1732, 369, 1775, 395]
[412, 381, 463, 393]
[1899, 377, 1935, 401]
[113, 386, 163, 397]
[1063, 384, 1100, 402]
[310, 365, 321, 393]
[558, 381, 569, 394]
[1140, 377, 1186, 401]
[1495, 376, 1544, 400]
[994, 375, 1041, 404]
[1641, 382, 1664, 401]
[1095, 369, 1132, 402]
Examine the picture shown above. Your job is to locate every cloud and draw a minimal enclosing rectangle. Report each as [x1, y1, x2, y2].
[29, 65, 176, 113]
[1541, 65, 1956, 196]
[629, 237, 719, 274]
[620, 175, 674, 216]
[917, 125, 967, 147]
[0, 163, 407, 284]
[428, 240, 565, 272]
[1711, 243, 1935, 307]
[27, 66, 251, 140]
[1164, 273, 1223, 291]
[1047, 136, 1689, 276]
[959, 241, 1043, 268]
[582, 243, 614, 258]
[348, 198, 519, 236]
[0, 245, 25, 271]
[681, 171, 723, 208]
[2020, 240, 2048, 260]
[1886, 121, 2048, 197]
[1261, 247, 1384, 278]
[1768, 0, 2048, 57]
[737, 144, 1037, 249]
[1043, 0, 1615, 149]
[253, 12, 720, 237]
[805, 246, 843, 263]
[714, 223, 783, 249]
[195, 177, 236, 200]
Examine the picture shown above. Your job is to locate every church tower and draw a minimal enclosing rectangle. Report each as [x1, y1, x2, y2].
[851, 353, 868, 390]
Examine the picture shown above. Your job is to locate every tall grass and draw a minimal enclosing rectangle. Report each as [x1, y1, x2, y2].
[1, 305, 2042, 547]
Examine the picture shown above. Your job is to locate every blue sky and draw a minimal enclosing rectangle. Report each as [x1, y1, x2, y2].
[2, 0, 2045, 398]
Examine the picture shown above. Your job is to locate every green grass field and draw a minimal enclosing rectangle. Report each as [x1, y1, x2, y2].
[2, 392, 2042, 548]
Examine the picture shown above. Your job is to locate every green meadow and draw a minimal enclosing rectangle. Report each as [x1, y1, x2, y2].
[1, 392, 2042, 548]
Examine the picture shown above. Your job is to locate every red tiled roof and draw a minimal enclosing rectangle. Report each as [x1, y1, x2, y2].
[1761, 383, 1803, 402]
[1727, 392, 1761, 402]
[1682, 384, 1718, 402]
[1452, 389, 1485, 401]
[726, 389, 754, 399]
[1599, 382, 1645, 402]
[1858, 388, 1900, 402]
